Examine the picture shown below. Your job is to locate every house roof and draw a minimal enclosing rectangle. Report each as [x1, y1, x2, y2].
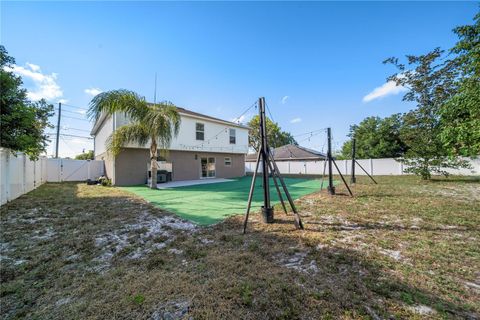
[246, 144, 327, 161]
[176, 107, 249, 130]
[90, 105, 249, 136]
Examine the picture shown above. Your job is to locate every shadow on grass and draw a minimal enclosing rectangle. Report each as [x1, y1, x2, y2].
[1, 182, 478, 319]
[232, 217, 478, 319]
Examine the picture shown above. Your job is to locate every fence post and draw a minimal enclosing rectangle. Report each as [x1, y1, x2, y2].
[22, 154, 26, 194]
[60, 159, 63, 182]
[5, 150, 10, 202]
[369, 158, 374, 175]
[87, 160, 91, 180]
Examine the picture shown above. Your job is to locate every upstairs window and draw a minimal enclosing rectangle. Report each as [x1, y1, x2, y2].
[229, 128, 236, 144]
[196, 123, 204, 140]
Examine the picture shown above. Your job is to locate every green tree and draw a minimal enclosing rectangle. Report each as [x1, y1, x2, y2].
[341, 114, 407, 159]
[88, 90, 181, 189]
[439, 12, 480, 156]
[385, 48, 469, 179]
[0, 45, 54, 160]
[75, 150, 94, 160]
[247, 115, 297, 151]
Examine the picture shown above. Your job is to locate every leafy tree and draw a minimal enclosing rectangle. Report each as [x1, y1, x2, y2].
[385, 48, 470, 179]
[88, 90, 180, 189]
[439, 12, 480, 156]
[0, 45, 54, 160]
[341, 114, 407, 159]
[75, 150, 94, 160]
[247, 115, 297, 151]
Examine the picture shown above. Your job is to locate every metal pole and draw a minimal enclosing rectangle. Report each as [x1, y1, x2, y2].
[268, 150, 303, 230]
[327, 127, 335, 195]
[355, 159, 378, 184]
[332, 159, 354, 197]
[267, 158, 288, 214]
[351, 138, 356, 184]
[259, 97, 273, 223]
[320, 158, 327, 190]
[243, 151, 261, 234]
[55, 102, 62, 158]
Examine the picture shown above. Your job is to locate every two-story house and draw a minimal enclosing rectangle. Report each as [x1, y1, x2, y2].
[91, 106, 249, 186]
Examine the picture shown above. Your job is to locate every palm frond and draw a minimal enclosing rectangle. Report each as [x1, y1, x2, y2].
[87, 89, 148, 122]
[146, 101, 182, 149]
[106, 122, 150, 156]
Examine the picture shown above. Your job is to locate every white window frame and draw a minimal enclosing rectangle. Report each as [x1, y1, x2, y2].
[229, 128, 236, 144]
[196, 122, 205, 141]
[224, 157, 232, 166]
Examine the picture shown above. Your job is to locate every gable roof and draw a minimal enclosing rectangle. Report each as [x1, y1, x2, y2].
[90, 105, 249, 135]
[246, 144, 327, 161]
[176, 107, 249, 129]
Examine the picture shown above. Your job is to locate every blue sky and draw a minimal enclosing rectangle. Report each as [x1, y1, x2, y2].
[1, 1, 477, 157]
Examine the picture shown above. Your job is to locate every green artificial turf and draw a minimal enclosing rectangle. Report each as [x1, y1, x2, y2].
[121, 176, 331, 225]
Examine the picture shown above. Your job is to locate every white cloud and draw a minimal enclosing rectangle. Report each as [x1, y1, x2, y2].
[58, 99, 69, 104]
[231, 113, 254, 124]
[4, 63, 63, 101]
[26, 62, 40, 72]
[290, 117, 302, 124]
[232, 114, 247, 124]
[281, 95, 289, 104]
[84, 87, 103, 96]
[363, 81, 406, 103]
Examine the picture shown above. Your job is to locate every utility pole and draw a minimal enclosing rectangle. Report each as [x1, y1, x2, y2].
[351, 137, 356, 184]
[55, 102, 62, 158]
[327, 127, 335, 195]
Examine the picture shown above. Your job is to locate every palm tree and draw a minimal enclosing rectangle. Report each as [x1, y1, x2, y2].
[88, 89, 181, 189]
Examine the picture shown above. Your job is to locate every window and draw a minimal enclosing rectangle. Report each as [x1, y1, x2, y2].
[224, 157, 232, 166]
[196, 123, 204, 140]
[229, 128, 236, 144]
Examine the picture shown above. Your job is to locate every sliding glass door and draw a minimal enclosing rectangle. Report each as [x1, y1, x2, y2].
[200, 157, 215, 178]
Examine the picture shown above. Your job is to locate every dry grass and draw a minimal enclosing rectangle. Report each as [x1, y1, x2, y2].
[1, 175, 479, 319]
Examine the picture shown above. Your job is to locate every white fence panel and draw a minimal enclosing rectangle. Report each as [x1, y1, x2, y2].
[0, 150, 8, 205]
[59, 159, 104, 182]
[372, 158, 400, 175]
[1, 147, 105, 206]
[245, 156, 479, 176]
[47, 159, 62, 182]
[0, 148, 49, 206]
[25, 157, 35, 193]
[87, 160, 105, 180]
[62, 159, 89, 182]
[355, 159, 372, 175]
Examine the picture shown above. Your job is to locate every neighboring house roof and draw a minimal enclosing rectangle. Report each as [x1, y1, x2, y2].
[90, 105, 249, 136]
[246, 144, 327, 161]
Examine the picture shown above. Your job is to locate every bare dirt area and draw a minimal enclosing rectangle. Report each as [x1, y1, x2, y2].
[1, 176, 479, 319]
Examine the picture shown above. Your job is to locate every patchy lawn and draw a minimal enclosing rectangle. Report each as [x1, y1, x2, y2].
[0, 176, 479, 319]
[121, 176, 328, 225]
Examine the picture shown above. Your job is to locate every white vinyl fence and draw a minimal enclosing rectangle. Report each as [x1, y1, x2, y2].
[1, 148, 104, 206]
[245, 157, 480, 176]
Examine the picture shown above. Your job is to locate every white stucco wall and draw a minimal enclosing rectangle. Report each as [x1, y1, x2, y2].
[94, 115, 114, 156]
[114, 112, 249, 154]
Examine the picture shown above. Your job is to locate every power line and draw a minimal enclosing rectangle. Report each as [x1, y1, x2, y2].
[55, 108, 87, 116]
[62, 115, 91, 122]
[292, 128, 328, 138]
[296, 130, 326, 144]
[63, 127, 91, 133]
[61, 103, 88, 111]
[193, 100, 258, 148]
[47, 133, 93, 140]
